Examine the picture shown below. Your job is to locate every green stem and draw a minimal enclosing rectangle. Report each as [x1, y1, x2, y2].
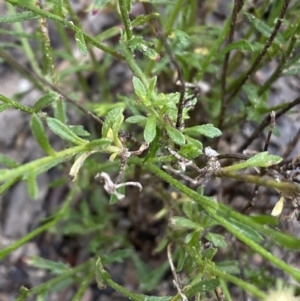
[0, 145, 85, 182]
[187, 247, 266, 299]
[118, 0, 133, 40]
[217, 169, 300, 194]
[15, 260, 93, 301]
[0, 94, 34, 114]
[130, 158, 300, 283]
[5, 0, 124, 60]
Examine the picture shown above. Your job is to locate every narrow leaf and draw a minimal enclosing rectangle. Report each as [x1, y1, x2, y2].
[27, 169, 39, 199]
[219, 40, 264, 56]
[0, 12, 38, 23]
[27, 256, 69, 274]
[0, 153, 19, 168]
[0, 103, 12, 112]
[75, 31, 87, 56]
[185, 279, 220, 296]
[166, 125, 185, 145]
[169, 216, 200, 230]
[33, 92, 59, 112]
[102, 108, 124, 138]
[144, 115, 156, 143]
[46, 117, 87, 145]
[126, 115, 147, 124]
[183, 124, 222, 138]
[132, 76, 147, 101]
[31, 115, 56, 155]
[223, 152, 282, 172]
[244, 12, 285, 45]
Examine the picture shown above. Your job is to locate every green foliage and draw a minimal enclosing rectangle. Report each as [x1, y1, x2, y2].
[1, 0, 300, 300]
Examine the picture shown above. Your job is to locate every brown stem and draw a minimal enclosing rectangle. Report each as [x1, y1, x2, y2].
[225, 0, 290, 105]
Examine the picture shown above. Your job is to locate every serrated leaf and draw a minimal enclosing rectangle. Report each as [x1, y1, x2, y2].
[205, 233, 227, 248]
[132, 76, 147, 101]
[183, 124, 222, 138]
[27, 169, 39, 199]
[223, 151, 282, 172]
[0, 12, 39, 23]
[126, 115, 147, 124]
[31, 115, 55, 155]
[166, 125, 185, 145]
[0, 103, 12, 112]
[69, 125, 90, 137]
[46, 117, 87, 145]
[185, 279, 220, 296]
[219, 40, 264, 56]
[144, 115, 156, 143]
[27, 256, 69, 274]
[244, 12, 285, 45]
[33, 92, 59, 112]
[202, 247, 218, 261]
[75, 31, 87, 56]
[170, 216, 200, 230]
[102, 108, 124, 138]
[0, 153, 19, 168]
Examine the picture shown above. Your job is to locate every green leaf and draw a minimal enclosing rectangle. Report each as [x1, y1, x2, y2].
[166, 125, 185, 145]
[85, 138, 112, 151]
[216, 260, 240, 275]
[0, 12, 39, 23]
[178, 144, 202, 159]
[147, 76, 157, 100]
[223, 152, 282, 172]
[33, 92, 59, 112]
[202, 247, 218, 261]
[0, 153, 19, 168]
[0, 103, 12, 112]
[169, 216, 201, 230]
[219, 40, 264, 56]
[27, 256, 69, 274]
[27, 169, 39, 199]
[69, 125, 90, 137]
[283, 62, 300, 76]
[46, 117, 87, 145]
[244, 12, 285, 45]
[102, 108, 124, 138]
[75, 31, 87, 56]
[91, 0, 112, 10]
[183, 124, 222, 138]
[185, 135, 203, 150]
[31, 115, 56, 155]
[53, 0, 64, 17]
[132, 76, 147, 101]
[227, 217, 263, 243]
[126, 115, 147, 124]
[185, 279, 220, 296]
[144, 115, 156, 143]
[205, 233, 227, 248]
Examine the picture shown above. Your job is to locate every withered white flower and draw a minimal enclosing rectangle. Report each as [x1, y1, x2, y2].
[264, 286, 300, 301]
[97, 172, 142, 201]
